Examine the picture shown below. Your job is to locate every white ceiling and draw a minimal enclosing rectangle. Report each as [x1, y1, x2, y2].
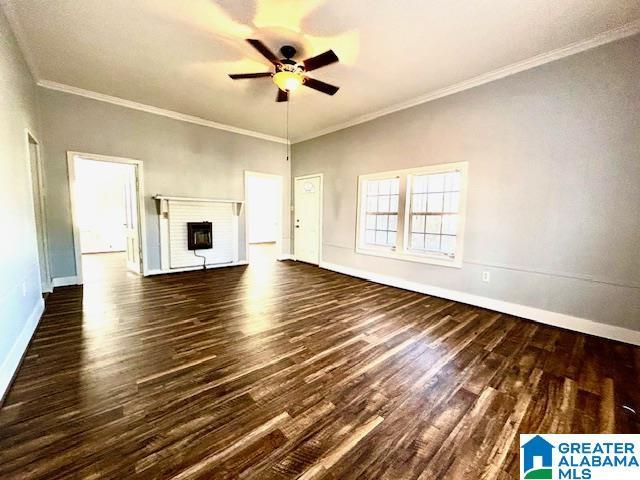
[4, 0, 640, 141]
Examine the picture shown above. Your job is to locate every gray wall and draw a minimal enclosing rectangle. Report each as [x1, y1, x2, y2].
[292, 34, 640, 331]
[0, 10, 43, 384]
[37, 89, 291, 277]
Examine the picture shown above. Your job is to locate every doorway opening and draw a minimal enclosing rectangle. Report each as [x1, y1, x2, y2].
[244, 171, 283, 265]
[67, 153, 147, 284]
[26, 131, 51, 293]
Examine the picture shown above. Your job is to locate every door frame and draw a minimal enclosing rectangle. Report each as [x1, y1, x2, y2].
[244, 170, 284, 263]
[293, 173, 323, 265]
[25, 129, 52, 293]
[67, 151, 148, 283]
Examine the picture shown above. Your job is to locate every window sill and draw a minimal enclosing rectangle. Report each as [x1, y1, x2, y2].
[355, 246, 462, 268]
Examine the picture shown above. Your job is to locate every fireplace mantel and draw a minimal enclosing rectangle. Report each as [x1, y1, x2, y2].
[153, 194, 244, 205]
[153, 194, 243, 217]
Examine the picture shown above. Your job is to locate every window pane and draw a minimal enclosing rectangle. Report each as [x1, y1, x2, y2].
[411, 233, 425, 249]
[361, 177, 400, 249]
[425, 234, 441, 251]
[388, 214, 398, 232]
[365, 230, 375, 244]
[425, 215, 442, 234]
[378, 195, 390, 212]
[412, 175, 427, 193]
[366, 214, 376, 229]
[428, 173, 445, 193]
[444, 171, 460, 192]
[387, 231, 396, 245]
[427, 193, 443, 212]
[441, 235, 456, 254]
[389, 194, 399, 213]
[441, 214, 457, 235]
[443, 192, 459, 213]
[367, 196, 377, 212]
[412, 193, 427, 212]
[412, 215, 425, 233]
[376, 215, 388, 230]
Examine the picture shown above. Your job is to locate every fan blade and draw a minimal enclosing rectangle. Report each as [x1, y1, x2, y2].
[302, 50, 339, 71]
[303, 76, 339, 95]
[246, 39, 280, 66]
[228, 72, 272, 79]
[276, 89, 289, 102]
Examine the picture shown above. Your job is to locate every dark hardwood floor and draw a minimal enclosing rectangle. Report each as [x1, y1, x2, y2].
[1, 250, 639, 479]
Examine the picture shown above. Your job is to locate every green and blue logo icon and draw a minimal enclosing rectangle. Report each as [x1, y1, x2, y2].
[521, 435, 554, 479]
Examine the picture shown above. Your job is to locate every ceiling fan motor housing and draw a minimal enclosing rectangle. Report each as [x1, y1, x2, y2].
[277, 62, 303, 74]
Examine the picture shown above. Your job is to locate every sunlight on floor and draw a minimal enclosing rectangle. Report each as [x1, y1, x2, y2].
[80, 252, 135, 330]
[242, 242, 280, 334]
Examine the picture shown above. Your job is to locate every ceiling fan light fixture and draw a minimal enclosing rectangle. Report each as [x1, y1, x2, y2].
[273, 65, 303, 92]
[229, 39, 340, 101]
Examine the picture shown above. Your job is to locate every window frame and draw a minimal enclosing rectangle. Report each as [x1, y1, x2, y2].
[356, 162, 468, 268]
[356, 173, 401, 253]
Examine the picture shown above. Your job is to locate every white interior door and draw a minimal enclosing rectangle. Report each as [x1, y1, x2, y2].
[124, 166, 141, 273]
[294, 175, 321, 264]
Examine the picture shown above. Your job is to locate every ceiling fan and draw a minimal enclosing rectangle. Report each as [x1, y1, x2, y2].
[228, 39, 340, 102]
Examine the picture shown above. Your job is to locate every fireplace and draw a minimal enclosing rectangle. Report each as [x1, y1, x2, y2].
[154, 195, 242, 270]
[187, 222, 212, 250]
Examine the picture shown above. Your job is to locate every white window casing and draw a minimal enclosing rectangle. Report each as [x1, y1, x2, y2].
[356, 162, 468, 268]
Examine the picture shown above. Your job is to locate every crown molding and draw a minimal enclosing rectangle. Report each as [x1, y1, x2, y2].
[36, 80, 288, 144]
[293, 19, 640, 143]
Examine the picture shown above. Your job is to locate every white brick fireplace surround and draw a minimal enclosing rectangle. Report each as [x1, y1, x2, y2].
[153, 195, 244, 274]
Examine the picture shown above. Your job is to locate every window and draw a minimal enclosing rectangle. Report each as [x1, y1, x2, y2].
[408, 171, 460, 257]
[363, 177, 399, 248]
[356, 162, 467, 267]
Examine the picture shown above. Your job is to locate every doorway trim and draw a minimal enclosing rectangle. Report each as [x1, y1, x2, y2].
[67, 151, 148, 284]
[24, 129, 52, 293]
[293, 173, 323, 265]
[244, 170, 284, 263]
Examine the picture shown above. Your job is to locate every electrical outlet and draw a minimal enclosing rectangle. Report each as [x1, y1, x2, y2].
[482, 271, 491, 283]
[22, 282, 27, 297]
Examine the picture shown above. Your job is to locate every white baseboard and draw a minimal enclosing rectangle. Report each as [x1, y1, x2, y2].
[0, 298, 45, 401]
[277, 254, 294, 261]
[52, 276, 78, 287]
[320, 261, 640, 347]
[146, 260, 249, 276]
